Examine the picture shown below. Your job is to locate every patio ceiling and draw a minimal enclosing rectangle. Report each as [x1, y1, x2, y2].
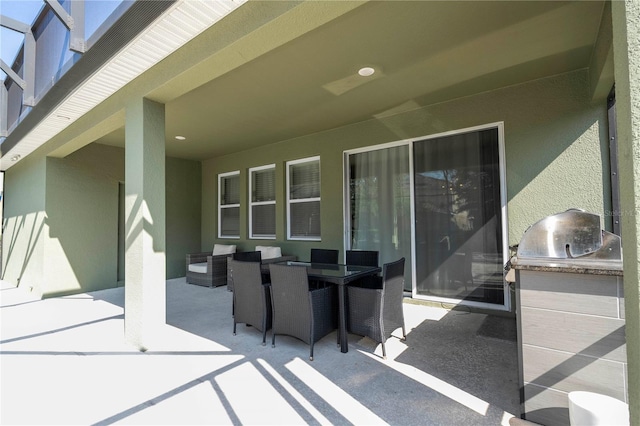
[92, 0, 606, 161]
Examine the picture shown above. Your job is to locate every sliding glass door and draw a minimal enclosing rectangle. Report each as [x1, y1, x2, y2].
[413, 128, 505, 306]
[346, 124, 507, 309]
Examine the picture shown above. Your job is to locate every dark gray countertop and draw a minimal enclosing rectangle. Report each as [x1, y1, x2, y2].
[514, 258, 623, 276]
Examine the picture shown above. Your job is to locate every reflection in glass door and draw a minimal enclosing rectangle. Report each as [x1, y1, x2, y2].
[413, 128, 505, 306]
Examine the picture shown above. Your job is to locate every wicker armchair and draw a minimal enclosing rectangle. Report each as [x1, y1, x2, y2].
[269, 263, 337, 361]
[186, 244, 236, 287]
[229, 260, 272, 345]
[347, 257, 406, 359]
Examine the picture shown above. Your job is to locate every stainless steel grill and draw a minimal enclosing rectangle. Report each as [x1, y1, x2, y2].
[516, 208, 622, 270]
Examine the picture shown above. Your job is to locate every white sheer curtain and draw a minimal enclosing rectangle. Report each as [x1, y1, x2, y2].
[349, 145, 412, 290]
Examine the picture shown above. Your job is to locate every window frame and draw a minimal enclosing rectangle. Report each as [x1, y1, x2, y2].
[249, 164, 276, 239]
[218, 170, 240, 239]
[286, 156, 321, 241]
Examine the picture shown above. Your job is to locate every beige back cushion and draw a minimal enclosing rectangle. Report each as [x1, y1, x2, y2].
[213, 244, 237, 255]
[255, 246, 282, 259]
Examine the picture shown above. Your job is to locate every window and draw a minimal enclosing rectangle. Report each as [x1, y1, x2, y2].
[287, 156, 321, 240]
[249, 164, 276, 239]
[218, 171, 240, 238]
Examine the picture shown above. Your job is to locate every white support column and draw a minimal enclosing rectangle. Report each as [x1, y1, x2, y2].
[612, 1, 640, 424]
[124, 97, 166, 351]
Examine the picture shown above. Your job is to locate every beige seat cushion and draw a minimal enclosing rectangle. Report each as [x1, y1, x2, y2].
[188, 262, 208, 274]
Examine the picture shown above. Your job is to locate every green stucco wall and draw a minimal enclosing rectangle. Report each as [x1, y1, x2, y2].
[67, 143, 202, 281]
[66, 143, 201, 281]
[44, 157, 119, 297]
[203, 69, 609, 266]
[1, 155, 47, 297]
[1, 143, 201, 297]
[165, 157, 202, 278]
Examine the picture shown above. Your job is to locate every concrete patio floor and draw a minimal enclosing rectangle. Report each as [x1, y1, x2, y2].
[1, 278, 520, 425]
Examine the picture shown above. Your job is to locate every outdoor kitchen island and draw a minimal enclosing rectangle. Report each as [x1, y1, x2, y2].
[513, 210, 627, 426]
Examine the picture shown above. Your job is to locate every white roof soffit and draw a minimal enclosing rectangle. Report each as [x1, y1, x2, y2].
[1, 0, 246, 171]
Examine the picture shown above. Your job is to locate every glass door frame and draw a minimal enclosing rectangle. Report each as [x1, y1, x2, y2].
[343, 122, 509, 311]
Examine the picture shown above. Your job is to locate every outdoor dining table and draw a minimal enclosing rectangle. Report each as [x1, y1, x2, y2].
[266, 260, 381, 353]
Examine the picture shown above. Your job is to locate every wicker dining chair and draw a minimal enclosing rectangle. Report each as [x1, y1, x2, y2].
[346, 250, 380, 288]
[310, 248, 339, 264]
[269, 263, 336, 360]
[346, 250, 379, 267]
[229, 260, 272, 345]
[233, 251, 262, 262]
[347, 257, 406, 359]
[227, 251, 262, 292]
[309, 248, 339, 289]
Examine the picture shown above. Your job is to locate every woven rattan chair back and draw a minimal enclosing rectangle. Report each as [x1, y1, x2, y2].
[346, 250, 379, 267]
[346, 250, 380, 288]
[347, 257, 406, 359]
[228, 251, 263, 292]
[230, 260, 271, 345]
[381, 258, 406, 341]
[310, 248, 339, 264]
[233, 251, 262, 262]
[269, 263, 336, 360]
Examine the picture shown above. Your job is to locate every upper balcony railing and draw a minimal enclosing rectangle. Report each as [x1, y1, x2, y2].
[1, 0, 125, 138]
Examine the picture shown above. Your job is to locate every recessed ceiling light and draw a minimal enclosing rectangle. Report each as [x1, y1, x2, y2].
[10, 154, 21, 162]
[175, 136, 186, 140]
[358, 67, 375, 77]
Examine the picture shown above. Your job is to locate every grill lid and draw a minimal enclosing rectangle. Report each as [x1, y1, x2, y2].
[516, 209, 622, 269]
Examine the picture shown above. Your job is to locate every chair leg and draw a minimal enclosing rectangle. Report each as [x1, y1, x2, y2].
[401, 325, 407, 341]
[272, 333, 276, 348]
[233, 321, 237, 336]
[310, 342, 314, 361]
[381, 340, 387, 360]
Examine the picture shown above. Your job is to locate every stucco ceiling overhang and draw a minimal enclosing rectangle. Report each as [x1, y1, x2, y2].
[2, 0, 608, 168]
[0, 0, 247, 171]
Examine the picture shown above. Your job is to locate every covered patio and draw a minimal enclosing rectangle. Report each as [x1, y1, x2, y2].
[1, 278, 519, 425]
[1, 1, 639, 424]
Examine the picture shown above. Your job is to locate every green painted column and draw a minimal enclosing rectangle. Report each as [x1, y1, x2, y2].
[612, 1, 640, 424]
[124, 98, 166, 350]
